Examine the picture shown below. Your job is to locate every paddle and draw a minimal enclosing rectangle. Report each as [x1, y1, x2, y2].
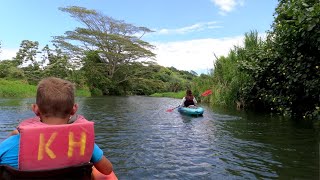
[201, 89, 212, 96]
[166, 89, 212, 112]
[166, 106, 180, 112]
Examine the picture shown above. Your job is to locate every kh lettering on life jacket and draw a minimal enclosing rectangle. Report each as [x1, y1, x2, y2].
[37, 131, 87, 160]
[17, 116, 95, 171]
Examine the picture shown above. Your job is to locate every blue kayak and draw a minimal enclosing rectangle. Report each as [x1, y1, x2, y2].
[178, 106, 204, 116]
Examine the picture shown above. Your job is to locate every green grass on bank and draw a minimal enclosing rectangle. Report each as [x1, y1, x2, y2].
[0, 79, 36, 98]
[75, 88, 91, 97]
[150, 91, 185, 99]
[0, 78, 91, 98]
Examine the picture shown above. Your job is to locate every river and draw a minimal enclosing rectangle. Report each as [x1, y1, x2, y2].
[0, 96, 319, 179]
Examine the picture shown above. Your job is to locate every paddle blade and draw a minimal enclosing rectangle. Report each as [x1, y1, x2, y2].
[166, 108, 174, 112]
[201, 90, 212, 96]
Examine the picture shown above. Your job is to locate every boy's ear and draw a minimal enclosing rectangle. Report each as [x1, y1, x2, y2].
[70, 103, 78, 115]
[32, 104, 40, 116]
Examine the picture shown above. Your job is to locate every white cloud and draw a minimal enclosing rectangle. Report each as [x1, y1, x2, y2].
[211, 0, 245, 15]
[152, 35, 244, 73]
[0, 48, 17, 60]
[153, 21, 222, 35]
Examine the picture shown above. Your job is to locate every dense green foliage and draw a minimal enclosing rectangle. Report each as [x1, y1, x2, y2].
[262, 0, 319, 119]
[196, 0, 319, 120]
[82, 50, 196, 95]
[239, 0, 320, 119]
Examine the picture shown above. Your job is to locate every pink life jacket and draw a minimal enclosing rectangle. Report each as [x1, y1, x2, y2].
[17, 115, 95, 171]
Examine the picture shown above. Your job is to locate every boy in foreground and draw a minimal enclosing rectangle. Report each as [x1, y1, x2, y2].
[0, 77, 113, 177]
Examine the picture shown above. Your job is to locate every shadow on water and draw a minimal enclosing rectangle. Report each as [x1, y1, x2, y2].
[0, 96, 319, 179]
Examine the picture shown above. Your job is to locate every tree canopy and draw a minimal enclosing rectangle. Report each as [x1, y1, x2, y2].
[53, 6, 156, 79]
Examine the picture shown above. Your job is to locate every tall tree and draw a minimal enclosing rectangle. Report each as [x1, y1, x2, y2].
[41, 44, 72, 79]
[53, 6, 156, 80]
[14, 40, 40, 66]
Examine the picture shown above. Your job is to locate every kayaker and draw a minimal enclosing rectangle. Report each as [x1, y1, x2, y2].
[180, 89, 197, 108]
[0, 77, 114, 178]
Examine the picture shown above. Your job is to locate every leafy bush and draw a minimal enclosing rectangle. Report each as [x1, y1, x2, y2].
[243, 0, 320, 119]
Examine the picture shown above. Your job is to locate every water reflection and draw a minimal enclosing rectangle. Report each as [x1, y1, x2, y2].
[0, 98, 35, 138]
[0, 96, 319, 179]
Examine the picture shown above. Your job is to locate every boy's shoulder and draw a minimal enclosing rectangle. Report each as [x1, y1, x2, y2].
[0, 134, 20, 144]
[0, 134, 20, 154]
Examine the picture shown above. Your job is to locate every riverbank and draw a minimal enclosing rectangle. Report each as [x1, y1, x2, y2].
[0, 79, 91, 97]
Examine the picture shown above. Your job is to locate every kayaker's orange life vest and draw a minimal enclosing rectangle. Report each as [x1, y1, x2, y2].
[17, 115, 94, 171]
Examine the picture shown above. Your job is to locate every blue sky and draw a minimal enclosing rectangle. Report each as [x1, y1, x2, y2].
[0, 0, 278, 74]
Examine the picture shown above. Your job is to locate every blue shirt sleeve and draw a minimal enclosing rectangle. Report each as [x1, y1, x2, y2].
[0, 134, 20, 169]
[91, 143, 104, 163]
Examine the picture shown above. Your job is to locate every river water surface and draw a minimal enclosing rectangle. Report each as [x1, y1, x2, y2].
[0, 96, 319, 179]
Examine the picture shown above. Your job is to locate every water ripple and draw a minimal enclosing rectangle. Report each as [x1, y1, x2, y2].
[0, 96, 319, 179]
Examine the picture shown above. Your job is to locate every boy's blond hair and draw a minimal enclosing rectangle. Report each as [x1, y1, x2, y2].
[36, 77, 75, 118]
